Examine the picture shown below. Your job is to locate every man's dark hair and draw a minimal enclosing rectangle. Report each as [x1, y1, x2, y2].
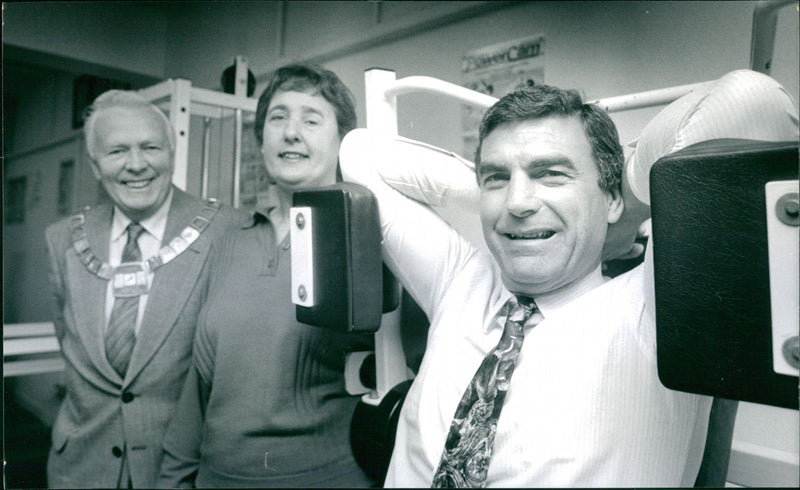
[475, 84, 623, 192]
[254, 63, 356, 146]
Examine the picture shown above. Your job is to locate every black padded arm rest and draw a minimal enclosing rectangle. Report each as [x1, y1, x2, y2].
[292, 183, 386, 333]
[651, 138, 798, 409]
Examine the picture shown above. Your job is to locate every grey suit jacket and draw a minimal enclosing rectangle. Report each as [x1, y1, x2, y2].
[45, 187, 246, 488]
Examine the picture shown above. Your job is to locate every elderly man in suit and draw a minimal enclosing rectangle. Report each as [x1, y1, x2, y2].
[45, 90, 245, 488]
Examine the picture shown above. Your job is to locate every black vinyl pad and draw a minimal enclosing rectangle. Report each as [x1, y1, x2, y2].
[651, 139, 798, 409]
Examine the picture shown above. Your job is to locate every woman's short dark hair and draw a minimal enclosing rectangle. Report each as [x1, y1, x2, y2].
[475, 84, 623, 193]
[254, 64, 356, 146]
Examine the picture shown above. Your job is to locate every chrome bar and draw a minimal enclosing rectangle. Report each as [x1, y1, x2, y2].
[386, 75, 716, 115]
[590, 81, 716, 113]
[201, 117, 212, 199]
[384, 75, 498, 110]
[232, 108, 243, 208]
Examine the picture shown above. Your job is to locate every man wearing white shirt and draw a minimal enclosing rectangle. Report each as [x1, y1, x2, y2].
[340, 72, 798, 487]
[45, 90, 245, 488]
[103, 191, 171, 336]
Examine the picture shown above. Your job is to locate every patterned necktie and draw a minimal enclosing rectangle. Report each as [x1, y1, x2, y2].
[105, 222, 144, 378]
[432, 295, 540, 488]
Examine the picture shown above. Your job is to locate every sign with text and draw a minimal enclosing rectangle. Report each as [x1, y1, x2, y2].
[461, 35, 546, 159]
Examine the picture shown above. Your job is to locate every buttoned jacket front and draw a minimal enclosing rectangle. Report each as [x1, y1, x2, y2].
[45, 186, 245, 488]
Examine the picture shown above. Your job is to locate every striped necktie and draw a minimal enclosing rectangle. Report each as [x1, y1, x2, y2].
[432, 295, 540, 488]
[105, 222, 144, 378]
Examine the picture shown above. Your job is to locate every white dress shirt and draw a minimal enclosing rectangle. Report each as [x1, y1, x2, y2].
[340, 129, 712, 487]
[105, 191, 173, 335]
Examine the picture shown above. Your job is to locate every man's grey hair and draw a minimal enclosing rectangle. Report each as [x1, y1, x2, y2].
[84, 90, 175, 160]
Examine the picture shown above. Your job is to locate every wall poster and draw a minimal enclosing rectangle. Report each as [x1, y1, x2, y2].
[461, 34, 546, 159]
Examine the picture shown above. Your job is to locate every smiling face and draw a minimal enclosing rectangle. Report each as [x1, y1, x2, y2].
[477, 116, 623, 296]
[90, 105, 174, 222]
[261, 89, 341, 191]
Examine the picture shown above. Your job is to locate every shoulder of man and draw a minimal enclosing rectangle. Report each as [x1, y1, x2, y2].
[45, 203, 112, 251]
[169, 187, 250, 235]
[214, 201, 251, 228]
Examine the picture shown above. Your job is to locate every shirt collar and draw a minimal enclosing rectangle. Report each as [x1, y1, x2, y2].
[244, 207, 274, 229]
[111, 189, 173, 244]
[486, 264, 606, 334]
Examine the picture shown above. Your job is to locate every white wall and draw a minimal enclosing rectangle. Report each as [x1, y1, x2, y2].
[729, 402, 799, 487]
[6, 1, 797, 155]
[162, 1, 799, 156]
[2, 2, 169, 80]
[8, 71, 77, 154]
[160, 2, 496, 92]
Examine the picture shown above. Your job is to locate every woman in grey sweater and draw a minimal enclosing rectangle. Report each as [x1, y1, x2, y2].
[156, 64, 373, 488]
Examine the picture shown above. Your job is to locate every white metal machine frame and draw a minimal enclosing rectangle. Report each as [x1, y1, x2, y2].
[138, 56, 258, 206]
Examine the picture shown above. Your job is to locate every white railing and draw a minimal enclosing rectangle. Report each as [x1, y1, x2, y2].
[4, 322, 64, 377]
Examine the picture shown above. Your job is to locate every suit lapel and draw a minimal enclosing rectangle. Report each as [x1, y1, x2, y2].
[125, 189, 210, 384]
[66, 204, 123, 381]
